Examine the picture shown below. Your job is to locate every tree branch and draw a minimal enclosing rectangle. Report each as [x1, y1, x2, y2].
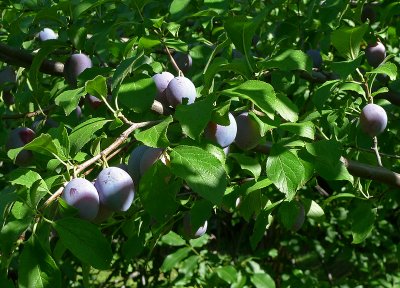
[42, 119, 160, 208]
[0, 43, 64, 76]
[256, 143, 400, 188]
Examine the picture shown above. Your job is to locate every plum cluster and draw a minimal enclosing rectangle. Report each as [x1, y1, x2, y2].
[152, 72, 196, 107]
[62, 167, 135, 221]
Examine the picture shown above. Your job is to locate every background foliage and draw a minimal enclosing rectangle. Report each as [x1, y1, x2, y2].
[1, 0, 400, 287]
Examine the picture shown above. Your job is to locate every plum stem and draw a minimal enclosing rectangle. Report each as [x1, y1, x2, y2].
[372, 136, 383, 167]
[164, 44, 183, 76]
[1, 104, 55, 119]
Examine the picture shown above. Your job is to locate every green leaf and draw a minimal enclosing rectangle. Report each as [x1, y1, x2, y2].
[69, 117, 110, 155]
[0, 217, 32, 255]
[138, 36, 161, 49]
[349, 199, 376, 244]
[331, 24, 369, 59]
[280, 121, 315, 139]
[367, 62, 397, 81]
[224, 10, 266, 72]
[119, 77, 157, 113]
[53, 218, 113, 270]
[331, 53, 364, 79]
[112, 50, 146, 94]
[259, 49, 312, 72]
[55, 87, 85, 116]
[169, 0, 191, 21]
[85, 75, 107, 98]
[203, 57, 251, 93]
[139, 163, 180, 222]
[175, 94, 217, 140]
[215, 266, 238, 284]
[251, 273, 276, 288]
[229, 153, 261, 180]
[278, 200, 305, 231]
[189, 234, 210, 248]
[161, 247, 191, 272]
[266, 145, 305, 200]
[160, 231, 186, 247]
[340, 82, 365, 97]
[24, 134, 62, 159]
[312, 80, 340, 110]
[19, 236, 61, 288]
[135, 116, 173, 148]
[250, 210, 270, 250]
[306, 140, 353, 182]
[170, 145, 227, 205]
[303, 199, 325, 218]
[221, 80, 298, 122]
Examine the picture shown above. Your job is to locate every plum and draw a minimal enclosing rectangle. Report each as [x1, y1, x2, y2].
[38, 28, 58, 41]
[166, 76, 196, 107]
[234, 112, 262, 150]
[6, 127, 36, 166]
[360, 103, 387, 137]
[127, 145, 150, 184]
[365, 42, 386, 68]
[152, 72, 174, 105]
[62, 178, 99, 220]
[64, 53, 92, 87]
[204, 112, 237, 148]
[173, 52, 192, 73]
[291, 202, 305, 232]
[2, 91, 15, 106]
[361, 5, 376, 23]
[139, 147, 165, 175]
[92, 203, 113, 223]
[306, 49, 323, 69]
[85, 94, 103, 109]
[0, 67, 16, 91]
[183, 214, 208, 238]
[94, 167, 135, 212]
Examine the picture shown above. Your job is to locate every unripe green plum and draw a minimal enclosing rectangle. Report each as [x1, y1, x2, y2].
[38, 28, 58, 41]
[152, 72, 174, 105]
[365, 42, 385, 68]
[166, 76, 196, 107]
[306, 49, 323, 69]
[173, 52, 192, 73]
[6, 127, 36, 166]
[360, 103, 387, 137]
[127, 145, 150, 184]
[139, 148, 165, 175]
[94, 167, 135, 212]
[183, 214, 208, 238]
[62, 178, 99, 220]
[234, 112, 262, 150]
[64, 53, 92, 87]
[204, 112, 237, 148]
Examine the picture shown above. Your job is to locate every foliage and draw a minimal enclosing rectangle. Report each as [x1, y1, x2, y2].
[1, 0, 400, 287]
